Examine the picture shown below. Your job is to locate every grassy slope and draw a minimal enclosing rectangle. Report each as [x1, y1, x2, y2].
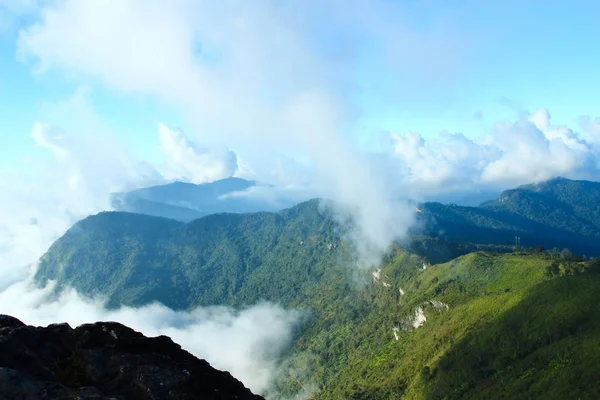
[312, 252, 600, 399]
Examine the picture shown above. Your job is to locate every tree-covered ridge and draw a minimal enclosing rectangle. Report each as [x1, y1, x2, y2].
[36, 175, 600, 312]
[483, 176, 600, 232]
[418, 177, 600, 256]
[35, 199, 343, 310]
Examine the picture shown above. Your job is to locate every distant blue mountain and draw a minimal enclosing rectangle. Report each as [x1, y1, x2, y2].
[110, 177, 295, 221]
[424, 190, 501, 207]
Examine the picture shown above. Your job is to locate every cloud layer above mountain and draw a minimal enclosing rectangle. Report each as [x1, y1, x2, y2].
[15, 0, 458, 263]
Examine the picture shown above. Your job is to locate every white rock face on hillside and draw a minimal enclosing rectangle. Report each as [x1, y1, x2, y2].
[372, 268, 381, 282]
[372, 268, 392, 287]
[428, 300, 449, 312]
[412, 307, 427, 328]
[396, 299, 450, 337]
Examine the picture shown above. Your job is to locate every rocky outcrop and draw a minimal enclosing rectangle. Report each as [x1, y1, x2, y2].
[0, 314, 264, 399]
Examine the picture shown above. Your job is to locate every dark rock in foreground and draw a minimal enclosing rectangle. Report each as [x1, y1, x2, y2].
[0, 314, 264, 399]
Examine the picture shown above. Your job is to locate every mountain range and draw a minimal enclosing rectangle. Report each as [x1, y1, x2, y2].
[33, 176, 600, 399]
[109, 175, 600, 256]
[418, 177, 600, 257]
[110, 177, 300, 222]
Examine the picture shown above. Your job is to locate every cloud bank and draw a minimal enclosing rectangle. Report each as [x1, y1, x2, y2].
[387, 108, 600, 200]
[19, 0, 600, 262]
[10, 1, 600, 247]
[0, 122, 305, 396]
[16, 0, 439, 264]
[0, 279, 301, 394]
[158, 123, 238, 184]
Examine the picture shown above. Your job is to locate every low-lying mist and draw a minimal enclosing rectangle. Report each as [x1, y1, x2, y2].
[0, 148, 306, 394]
[0, 276, 303, 394]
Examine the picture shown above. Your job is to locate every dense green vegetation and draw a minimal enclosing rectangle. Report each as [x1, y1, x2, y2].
[36, 199, 343, 309]
[484, 177, 600, 231]
[290, 250, 600, 400]
[35, 177, 600, 398]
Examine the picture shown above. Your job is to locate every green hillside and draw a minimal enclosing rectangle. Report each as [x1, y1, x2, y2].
[33, 179, 600, 399]
[483, 177, 600, 233]
[273, 251, 600, 400]
[41, 208, 600, 399]
[35, 199, 343, 310]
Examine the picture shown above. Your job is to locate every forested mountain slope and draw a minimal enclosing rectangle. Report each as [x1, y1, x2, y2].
[33, 214, 600, 399]
[35, 199, 342, 310]
[37, 176, 600, 311]
[417, 177, 600, 256]
[295, 250, 600, 400]
[33, 178, 600, 399]
[483, 177, 600, 232]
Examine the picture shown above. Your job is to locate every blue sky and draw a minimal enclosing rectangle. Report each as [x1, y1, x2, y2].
[355, 0, 600, 139]
[0, 38, 180, 169]
[1, 0, 600, 174]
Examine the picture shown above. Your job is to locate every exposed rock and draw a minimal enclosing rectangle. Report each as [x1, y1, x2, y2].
[412, 307, 427, 328]
[372, 268, 381, 283]
[397, 299, 450, 335]
[0, 314, 263, 400]
[392, 326, 400, 341]
[427, 300, 450, 312]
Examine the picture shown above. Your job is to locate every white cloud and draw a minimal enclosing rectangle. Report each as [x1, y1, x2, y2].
[30, 122, 69, 159]
[389, 108, 600, 198]
[18, 0, 472, 266]
[0, 114, 302, 396]
[0, 279, 301, 394]
[580, 115, 600, 148]
[219, 184, 318, 211]
[0, 123, 158, 287]
[158, 123, 238, 184]
[0, 87, 164, 285]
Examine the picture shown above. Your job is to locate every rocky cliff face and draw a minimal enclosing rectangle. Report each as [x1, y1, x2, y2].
[0, 315, 264, 399]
